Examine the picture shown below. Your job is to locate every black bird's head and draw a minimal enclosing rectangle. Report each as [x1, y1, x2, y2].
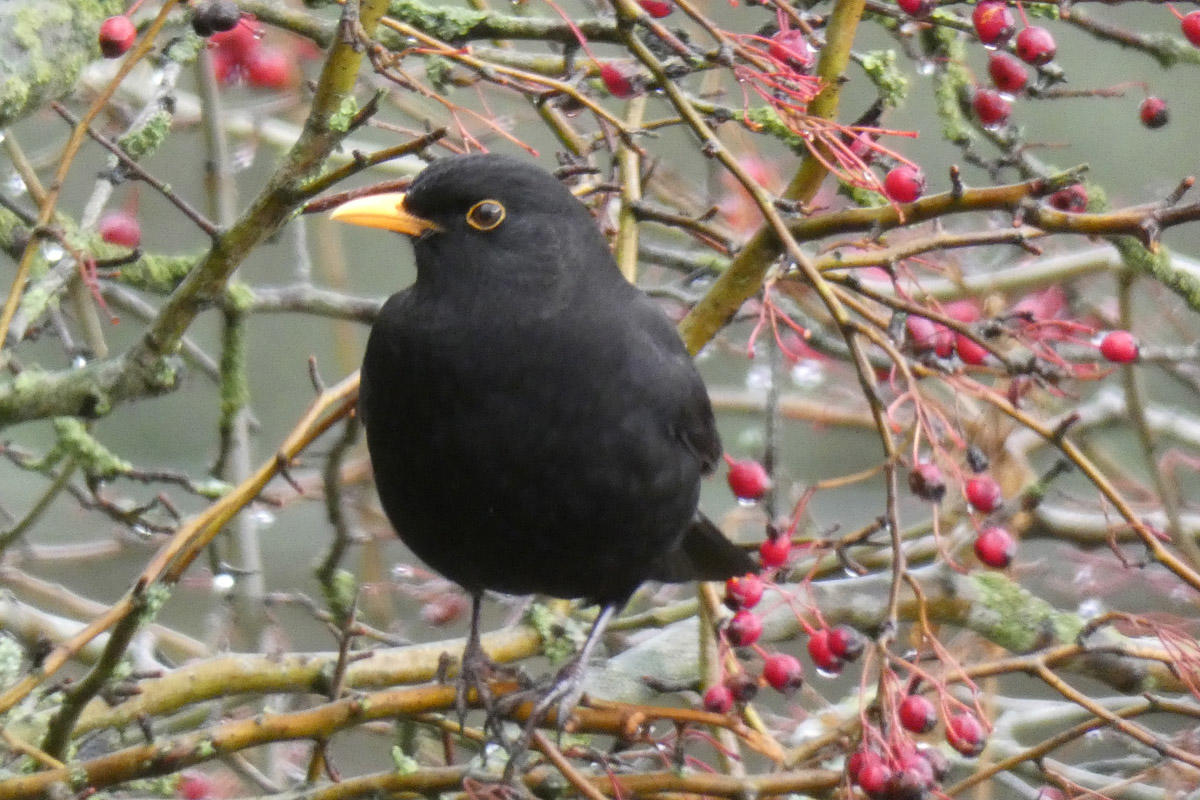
[329, 154, 614, 290]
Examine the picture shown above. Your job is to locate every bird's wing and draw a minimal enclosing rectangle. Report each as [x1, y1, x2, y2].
[626, 293, 722, 474]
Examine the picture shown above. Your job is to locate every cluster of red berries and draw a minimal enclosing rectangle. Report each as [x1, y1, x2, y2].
[849, 745, 948, 800]
[969, 2, 1054, 129]
[904, 300, 988, 365]
[883, 0, 1172, 200]
[808, 624, 863, 674]
[703, 566, 867, 711]
[99, 4, 296, 90]
[207, 20, 296, 89]
[850, 706, 987, 798]
[908, 447, 1014, 568]
[962, 448, 1015, 568]
[721, 454, 785, 568]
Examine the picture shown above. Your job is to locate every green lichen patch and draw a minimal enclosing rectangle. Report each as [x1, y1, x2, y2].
[965, 571, 1083, 653]
[527, 604, 586, 665]
[47, 416, 132, 480]
[743, 105, 806, 154]
[860, 50, 909, 108]
[117, 110, 173, 161]
[387, 0, 488, 42]
[112, 253, 198, 294]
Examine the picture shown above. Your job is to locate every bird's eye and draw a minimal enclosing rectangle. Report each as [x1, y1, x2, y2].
[466, 200, 506, 231]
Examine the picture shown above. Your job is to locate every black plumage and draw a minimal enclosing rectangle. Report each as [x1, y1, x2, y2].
[331, 153, 753, 750]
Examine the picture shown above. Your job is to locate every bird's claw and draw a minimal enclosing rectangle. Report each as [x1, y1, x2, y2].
[500, 657, 589, 782]
[454, 643, 537, 748]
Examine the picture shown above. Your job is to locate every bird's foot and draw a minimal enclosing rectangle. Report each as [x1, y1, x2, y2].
[452, 640, 533, 744]
[499, 655, 590, 782]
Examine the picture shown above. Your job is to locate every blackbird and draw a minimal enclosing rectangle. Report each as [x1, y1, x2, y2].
[330, 153, 754, 746]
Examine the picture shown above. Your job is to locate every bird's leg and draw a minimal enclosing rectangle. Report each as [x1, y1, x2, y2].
[501, 603, 618, 781]
[455, 592, 532, 745]
[456, 592, 498, 726]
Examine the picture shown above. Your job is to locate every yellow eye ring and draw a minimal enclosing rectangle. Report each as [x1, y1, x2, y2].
[466, 199, 506, 231]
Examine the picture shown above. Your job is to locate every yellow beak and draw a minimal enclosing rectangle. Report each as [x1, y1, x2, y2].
[328, 192, 441, 236]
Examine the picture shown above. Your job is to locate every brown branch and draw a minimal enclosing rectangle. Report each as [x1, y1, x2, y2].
[51, 103, 219, 238]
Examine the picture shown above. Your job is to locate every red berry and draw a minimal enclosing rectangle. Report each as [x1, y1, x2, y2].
[727, 610, 763, 646]
[945, 299, 981, 323]
[99, 210, 142, 248]
[946, 712, 987, 757]
[702, 684, 734, 712]
[828, 625, 864, 661]
[807, 629, 843, 675]
[725, 573, 765, 610]
[245, 46, 295, 89]
[758, 535, 791, 568]
[888, 756, 936, 797]
[1015, 25, 1056, 65]
[726, 456, 771, 501]
[972, 88, 1011, 127]
[934, 329, 955, 358]
[906, 315, 938, 353]
[1140, 96, 1169, 129]
[1048, 184, 1088, 213]
[974, 526, 1015, 568]
[1183, 11, 1200, 47]
[956, 332, 990, 365]
[883, 165, 925, 203]
[987, 51, 1028, 94]
[637, 0, 673, 17]
[177, 772, 214, 800]
[965, 475, 1002, 513]
[1099, 330, 1139, 363]
[99, 16, 137, 58]
[762, 653, 804, 693]
[908, 461, 946, 503]
[600, 63, 637, 98]
[846, 748, 871, 781]
[907, 315, 953, 357]
[768, 30, 814, 72]
[419, 592, 469, 626]
[972, 1, 1016, 45]
[897, 0, 935, 18]
[212, 22, 261, 59]
[898, 694, 938, 733]
[855, 758, 893, 796]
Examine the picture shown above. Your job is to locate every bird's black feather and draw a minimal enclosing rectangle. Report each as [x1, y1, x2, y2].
[359, 153, 751, 605]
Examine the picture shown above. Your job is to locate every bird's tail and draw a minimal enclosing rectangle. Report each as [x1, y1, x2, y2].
[649, 513, 757, 583]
